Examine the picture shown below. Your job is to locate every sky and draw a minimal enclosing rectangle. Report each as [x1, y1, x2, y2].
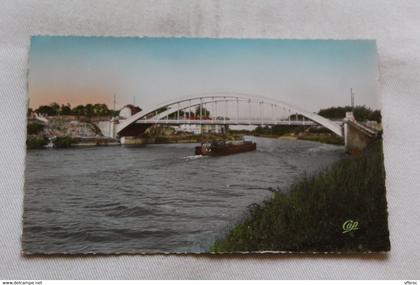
[29, 37, 379, 112]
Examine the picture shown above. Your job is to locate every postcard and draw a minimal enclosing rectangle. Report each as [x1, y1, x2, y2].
[23, 37, 389, 254]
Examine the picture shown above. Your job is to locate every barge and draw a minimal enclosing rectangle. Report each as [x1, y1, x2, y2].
[195, 140, 256, 156]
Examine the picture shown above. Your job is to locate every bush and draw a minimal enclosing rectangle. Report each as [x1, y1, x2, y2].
[211, 141, 389, 253]
[26, 136, 48, 149]
[53, 136, 77, 148]
[27, 122, 44, 135]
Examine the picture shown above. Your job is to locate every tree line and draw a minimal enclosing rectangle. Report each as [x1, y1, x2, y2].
[30, 103, 119, 117]
[167, 106, 211, 119]
[318, 105, 381, 122]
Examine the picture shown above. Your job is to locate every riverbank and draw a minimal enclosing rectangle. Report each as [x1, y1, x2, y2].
[228, 128, 344, 145]
[27, 135, 119, 149]
[253, 133, 344, 145]
[295, 133, 344, 145]
[211, 140, 389, 253]
[26, 118, 117, 149]
[27, 133, 243, 149]
[120, 133, 242, 145]
[27, 117, 247, 149]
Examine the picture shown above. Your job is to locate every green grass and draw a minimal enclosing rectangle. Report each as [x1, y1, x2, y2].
[52, 136, 78, 148]
[211, 140, 389, 253]
[26, 136, 48, 149]
[297, 134, 344, 145]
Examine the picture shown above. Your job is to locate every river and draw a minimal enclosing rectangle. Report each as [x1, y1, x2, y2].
[22, 137, 344, 254]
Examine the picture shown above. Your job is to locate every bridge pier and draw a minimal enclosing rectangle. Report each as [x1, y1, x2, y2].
[110, 117, 118, 139]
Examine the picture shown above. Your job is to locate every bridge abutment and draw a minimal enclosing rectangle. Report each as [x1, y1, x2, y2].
[343, 112, 378, 155]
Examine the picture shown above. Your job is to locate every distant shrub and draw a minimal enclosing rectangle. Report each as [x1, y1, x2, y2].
[26, 136, 48, 149]
[53, 136, 77, 148]
[27, 122, 44, 135]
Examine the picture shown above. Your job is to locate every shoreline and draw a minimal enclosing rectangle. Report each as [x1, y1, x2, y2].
[27, 134, 244, 149]
[27, 132, 342, 149]
[253, 133, 344, 145]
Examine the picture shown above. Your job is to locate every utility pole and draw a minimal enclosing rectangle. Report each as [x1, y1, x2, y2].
[113, 94, 117, 112]
[350, 88, 355, 109]
[110, 93, 117, 139]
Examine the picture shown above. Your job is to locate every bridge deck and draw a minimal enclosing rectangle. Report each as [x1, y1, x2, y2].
[125, 119, 325, 126]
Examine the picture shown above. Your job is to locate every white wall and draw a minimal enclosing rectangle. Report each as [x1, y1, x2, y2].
[96, 121, 112, 138]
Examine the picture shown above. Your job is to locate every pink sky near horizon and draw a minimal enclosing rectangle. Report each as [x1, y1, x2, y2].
[29, 86, 118, 110]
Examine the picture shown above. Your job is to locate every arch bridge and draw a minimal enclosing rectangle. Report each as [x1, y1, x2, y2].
[116, 93, 344, 137]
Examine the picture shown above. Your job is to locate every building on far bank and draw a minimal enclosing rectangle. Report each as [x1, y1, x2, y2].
[174, 124, 225, 135]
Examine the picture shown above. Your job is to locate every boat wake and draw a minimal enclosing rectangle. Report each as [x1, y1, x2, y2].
[183, 155, 205, 160]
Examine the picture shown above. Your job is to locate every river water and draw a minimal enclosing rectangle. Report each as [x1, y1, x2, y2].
[22, 137, 344, 254]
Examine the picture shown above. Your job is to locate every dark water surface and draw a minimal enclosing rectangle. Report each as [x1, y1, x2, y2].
[23, 137, 344, 254]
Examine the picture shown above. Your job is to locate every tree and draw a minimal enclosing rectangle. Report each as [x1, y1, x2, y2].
[318, 105, 381, 123]
[27, 122, 44, 135]
[36, 102, 115, 117]
[72, 105, 86, 116]
[92, 104, 111, 116]
[369, 110, 382, 122]
[49, 102, 60, 114]
[195, 106, 210, 118]
[35, 105, 58, 116]
[84, 104, 94, 116]
[60, 104, 72, 115]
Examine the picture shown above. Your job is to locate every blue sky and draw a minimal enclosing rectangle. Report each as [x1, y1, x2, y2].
[29, 37, 379, 112]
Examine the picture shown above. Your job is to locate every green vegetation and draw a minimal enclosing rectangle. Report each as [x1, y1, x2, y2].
[26, 136, 48, 149]
[194, 106, 210, 118]
[211, 140, 389, 253]
[250, 125, 344, 145]
[26, 122, 48, 149]
[33, 103, 118, 117]
[27, 122, 45, 135]
[318, 105, 381, 122]
[297, 134, 344, 145]
[52, 136, 78, 148]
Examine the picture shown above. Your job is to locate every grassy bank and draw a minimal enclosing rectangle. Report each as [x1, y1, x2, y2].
[297, 133, 344, 145]
[211, 140, 389, 253]
[251, 132, 344, 146]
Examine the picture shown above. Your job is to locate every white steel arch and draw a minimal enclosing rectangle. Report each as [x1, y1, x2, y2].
[117, 92, 343, 137]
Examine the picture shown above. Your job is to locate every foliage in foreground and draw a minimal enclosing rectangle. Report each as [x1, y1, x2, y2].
[211, 141, 390, 253]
